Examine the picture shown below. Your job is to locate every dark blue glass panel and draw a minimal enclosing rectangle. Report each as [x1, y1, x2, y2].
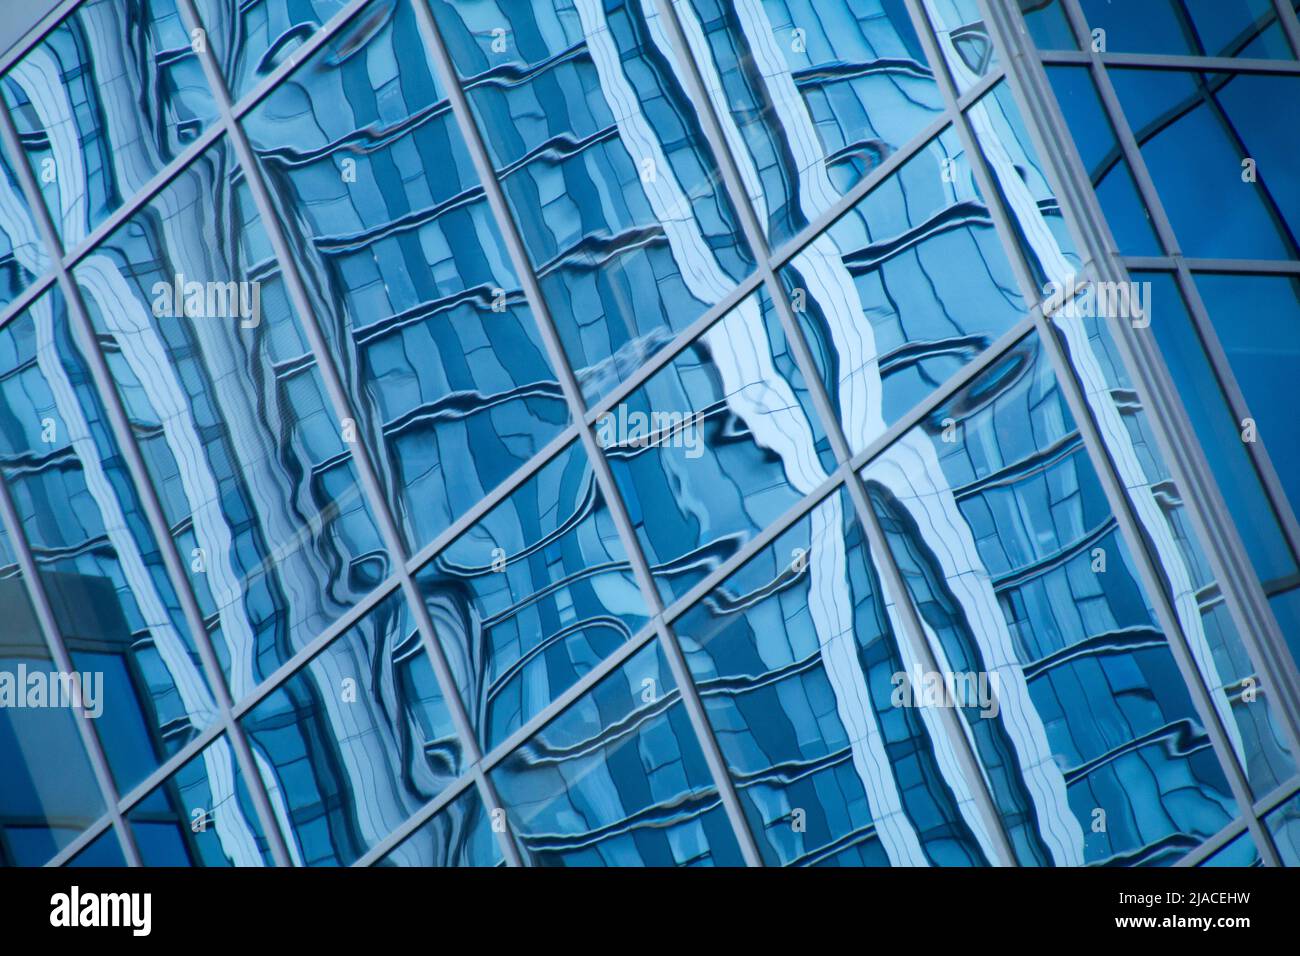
[243, 0, 570, 554]
[376, 782, 504, 867]
[65, 826, 128, 866]
[1139, 271, 1297, 585]
[1045, 65, 1162, 256]
[1265, 789, 1300, 865]
[415, 440, 649, 750]
[193, 0, 349, 99]
[782, 127, 1028, 453]
[72, 135, 388, 693]
[1192, 272, 1300, 537]
[1079, 0, 1291, 58]
[865, 332, 1241, 865]
[430, 0, 756, 406]
[675, 485, 993, 866]
[489, 639, 744, 866]
[602, 287, 834, 605]
[1271, 587, 1300, 666]
[676, 0, 944, 245]
[1109, 69, 1300, 260]
[1019, 0, 1078, 50]
[1198, 827, 1262, 866]
[0, 287, 217, 796]
[0, 0, 216, 246]
[240, 590, 462, 866]
[0, 519, 105, 865]
[128, 735, 274, 866]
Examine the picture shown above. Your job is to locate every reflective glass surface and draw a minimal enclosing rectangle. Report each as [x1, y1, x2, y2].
[65, 827, 128, 867]
[376, 782, 504, 867]
[864, 332, 1241, 865]
[675, 486, 993, 866]
[193, 0, 349, 99]
[1019, 0, 1077, 50]
[922, 0, 999, 93]
[602, 287, 833, 605]
[71, 136, 387, 694]
[242, 0, 570, 554]
[429, 0, 756, 406]
[1197, 827, 1262, 866]
[1265, 789, 1300, 865]
[0, 287, 217, 796]
[1, 0, 217, 247]
[0, 149, 47, 310]
[239, 591, 461, 866]
[782, 127, 1028, 452]
[675, 0, 944, 246]
[1079, 0, 1292, 59]
[489, 639, 745, 866]
[128, 734, 274, 866]
[415, 440, 648, 750]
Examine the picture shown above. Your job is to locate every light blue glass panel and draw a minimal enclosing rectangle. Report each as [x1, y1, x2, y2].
[240, 590, 461, 866]
[193, 0, 350, 99]
[1264, 789, 1300, 865]
[429, 0, 756, 406]
[1197, 827, 1262, 866]
[376, 783, 504, 867]
[0, 0, 216, 245]
[489, 640, 744, 866]
[415, 440, 649, 750]
[865, 332, 1242, 865]
[128, 735, 273, 866]
[922, 0, 1000, 93]
[0, 149, 47, 309]
[674, 485, 992, 866]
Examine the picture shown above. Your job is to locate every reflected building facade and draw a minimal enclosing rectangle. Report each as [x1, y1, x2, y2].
[0, 0, 1298, 867]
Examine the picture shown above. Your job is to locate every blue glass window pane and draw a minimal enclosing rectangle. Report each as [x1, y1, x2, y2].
[489, 640, 744, 866]
[676, 0, 944, 246]
[865, 332, 1241, 865]
[128, 735, 273, 866]
[602, 287, 833, 605]
[922, 0, 999, 93]
[1019, 0, 1078, 50]
[1192, 272, 1300, 537]
[415, 440, 649, 750]
[675, 485, 992, 866]
[1139, 272, 1297, 585]
[1264, 789, 1300, 865]
[0, 288, 217, 796]
[71, 136, 387, 692]
[193, 0, 349, 99]
[0, 150, 47, 309]
[65, 827, 128, 866]
[0, 0, 216, 246]
[1197, 828, 1262, 866]
[1109, 69, 1300, 260]
[240, 590, 461, 866]
[242, 0, 570, 554]
[1079, 0, 1291, 59]
[430, 0, 756, 406]
[1270, 587, 1300, 666]
[0, 520, 105, 865]
[782, 127, 1028, 453]
[1045, 65, 1162, 256]
[376, 783, 503, 867]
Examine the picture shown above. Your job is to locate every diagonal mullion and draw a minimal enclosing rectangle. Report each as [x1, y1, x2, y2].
[172, 0, 523, 868]
[0, 472, 142, 866]
[653, 0, 1021, 867]
[410, 0, 766, 868]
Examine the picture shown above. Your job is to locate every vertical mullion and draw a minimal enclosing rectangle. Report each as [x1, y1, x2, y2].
[1271, 0, 1300, 57]
[653, 0, 1020, 867]
[961, 0, 1284, 868]
[173, 0, 523, 867]
[410, 0, 765, 867]
[0, 473, 142, 866]
[0, 86, 294, 870]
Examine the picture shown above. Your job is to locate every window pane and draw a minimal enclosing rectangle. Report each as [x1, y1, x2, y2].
[193, 0, 350, 99]
[922, 0, 1000, 93]
[1264, 789, 1300, 865]
[376, 783, 503, 867]
[489, 639, 744, 866]
[0, 149, 48, 309]
[1197, 827, 1262, 866]
[1079, 0, 1292, 59]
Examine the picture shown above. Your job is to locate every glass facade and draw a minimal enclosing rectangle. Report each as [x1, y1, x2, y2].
[0, 0, 1297, 869]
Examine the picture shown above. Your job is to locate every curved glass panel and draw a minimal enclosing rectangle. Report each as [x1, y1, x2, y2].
[864, 332, 1243, 865]
[674, 486, 994, 866]
[429, 0, 756, 406]
[71, 136, 387, 694]
[240, 590, 461, 866]
[0, 288, 216, 796]
[128, 734, 273, 866]
[489, 639, 744, 866]
[674, 0, 944, 246]
[0, 0, 216, 247]
[415, 440, 649, 750]
[242, 0, 570, 554]
[1198, 827, 1262, 866]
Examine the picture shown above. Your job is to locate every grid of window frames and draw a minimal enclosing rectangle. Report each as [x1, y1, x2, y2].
[0, 0, 1296, 868]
